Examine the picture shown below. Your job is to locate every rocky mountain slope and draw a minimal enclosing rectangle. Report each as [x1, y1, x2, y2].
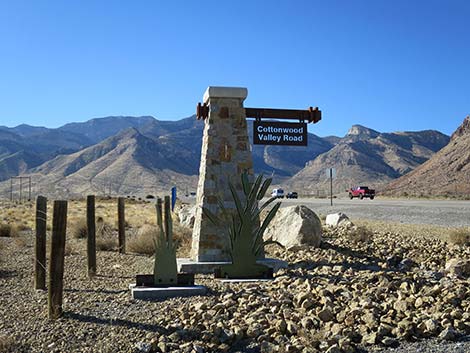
[384, 116, 470, 197]
[0, 115, 451, 198]
[0, 127, 93, 180]
[287, 125, 449, 195]
[25, 127, 200, 198]
[0, 116, 334, 195]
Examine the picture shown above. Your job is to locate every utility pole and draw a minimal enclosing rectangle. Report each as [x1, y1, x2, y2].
[29, 177, 32, 201]
[19, 178, 23, 203]
[10, 178, 13, 201]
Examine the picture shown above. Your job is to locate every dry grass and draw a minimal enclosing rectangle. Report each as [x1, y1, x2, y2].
[96, 219, 118, 251]
[0, 335, 15, 353]
[0, 223, 18, 237]
[174, 223, 192, 257]
[355, 219, 451, 241]
[0, 198, 192, 255]
[448, 227, 470, 246]
[127, 220, 192, 257]
[64, 241, 81, 256]
[0, 198, 158, 239]
[70, 218, 88, 239]
[128, 224, 155, 255]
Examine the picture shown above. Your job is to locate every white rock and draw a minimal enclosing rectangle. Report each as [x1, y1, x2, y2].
[325, 212, 352, 227]
[264, 205, 322, 250]
[177, 204, 197, 228]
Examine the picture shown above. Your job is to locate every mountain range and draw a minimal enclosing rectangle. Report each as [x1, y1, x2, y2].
[287, 125, 450, 195]
[0, 115, 451, 198]
[384, 116, 470, 197]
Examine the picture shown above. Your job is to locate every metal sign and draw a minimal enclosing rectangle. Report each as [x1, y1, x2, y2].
[171, 186, 177, 211]
[325, 168, 336, 178]
[253, 121, 307, 146]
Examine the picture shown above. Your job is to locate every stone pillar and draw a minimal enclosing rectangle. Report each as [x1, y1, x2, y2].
[190, 86, 256, 262]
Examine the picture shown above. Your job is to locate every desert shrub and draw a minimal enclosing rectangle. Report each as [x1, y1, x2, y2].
[0, 223, 18, 237]
[448, 228, 470, 246]
[128, 224, 156, 255]
[114, 219, 130, 230]
[17, 223, 30, 231]
[348, 225, 373, 243]
[173, 223, 192, 257]
[128, 221, 192, 256]
[70, 218, 88, 239]
[96, 219, 117, 251]
[64, 242, 79, 256]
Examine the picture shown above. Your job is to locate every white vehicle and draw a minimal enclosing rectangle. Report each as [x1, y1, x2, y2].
[271, 188, 284, 198]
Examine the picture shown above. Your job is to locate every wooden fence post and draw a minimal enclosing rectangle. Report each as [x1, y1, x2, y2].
[48, 200, 67, 320]
[87, 195, 96, 277]
[35, 196, 47, 290]
[118, 197, 125, 254]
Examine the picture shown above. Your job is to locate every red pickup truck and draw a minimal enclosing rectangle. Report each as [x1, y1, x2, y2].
[347, 186, 375, 200]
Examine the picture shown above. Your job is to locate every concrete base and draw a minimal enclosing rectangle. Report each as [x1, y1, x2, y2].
[220, 278, 273, 284]
[130, 284, 207, 300]
[177, 257, 288, 274]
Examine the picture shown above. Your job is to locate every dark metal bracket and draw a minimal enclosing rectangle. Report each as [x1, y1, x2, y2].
[196, 103, 322, 124]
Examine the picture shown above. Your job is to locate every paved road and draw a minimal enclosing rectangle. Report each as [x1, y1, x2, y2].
[280, 197, 470, 227]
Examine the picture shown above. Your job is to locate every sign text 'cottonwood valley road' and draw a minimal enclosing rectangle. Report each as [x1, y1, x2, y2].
[253, 121, 308, 146]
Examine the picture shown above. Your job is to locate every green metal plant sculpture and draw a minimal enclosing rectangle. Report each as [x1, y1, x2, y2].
[153, 196, 178, 285]
[135, 196, 194, 287]
[203, 172, 281, 279]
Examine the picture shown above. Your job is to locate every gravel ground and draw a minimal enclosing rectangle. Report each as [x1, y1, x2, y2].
[371, 337, 470, 353]
[280, 198, 470, 228]
[0, 225, 469, 353]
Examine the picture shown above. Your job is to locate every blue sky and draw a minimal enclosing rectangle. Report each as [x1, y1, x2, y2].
[0, 0, 469, 137]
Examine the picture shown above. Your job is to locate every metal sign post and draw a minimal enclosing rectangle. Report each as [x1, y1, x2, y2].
[330, 169, 333, 206]
[326, 168, 336, 206]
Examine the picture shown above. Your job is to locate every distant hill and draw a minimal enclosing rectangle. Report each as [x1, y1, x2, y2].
[286, 125, 450, 195]
[0, 126, 94, 181]
[384, 116, 470, 197]
[27, 127, 200, 198]
[58, 116, 157, 144]
[0, 115, 451, 198]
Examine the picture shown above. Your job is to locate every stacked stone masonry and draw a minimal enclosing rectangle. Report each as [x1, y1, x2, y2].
[191, 87, 260, 262]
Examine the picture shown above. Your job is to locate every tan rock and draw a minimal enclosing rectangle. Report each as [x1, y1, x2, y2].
[264, 205, 322, 249]
[445, 258, 470, 278]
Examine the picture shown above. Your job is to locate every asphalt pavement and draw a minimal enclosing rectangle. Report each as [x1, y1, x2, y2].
[280, 197, 470, 227]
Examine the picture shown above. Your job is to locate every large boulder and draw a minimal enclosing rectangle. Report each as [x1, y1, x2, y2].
[326, 212, 352, 227]
[264, 205, 322, 250]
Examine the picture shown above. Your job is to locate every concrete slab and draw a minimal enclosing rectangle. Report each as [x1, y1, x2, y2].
[203, 86, 248, 103]
[177, 257, 288, 274]
[220, 278, 273, 284]
[129, 284, 207, 300]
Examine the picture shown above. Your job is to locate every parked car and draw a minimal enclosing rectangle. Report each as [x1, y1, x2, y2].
[271, 188, 284, 198]
[347, 186, 375, 200]
[286, 192, 298, 199]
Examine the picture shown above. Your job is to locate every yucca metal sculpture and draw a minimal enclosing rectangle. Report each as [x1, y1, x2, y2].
[153, 196, 178, 285]
[203, 172, 281, 279]
[135, 196, 193, 287]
